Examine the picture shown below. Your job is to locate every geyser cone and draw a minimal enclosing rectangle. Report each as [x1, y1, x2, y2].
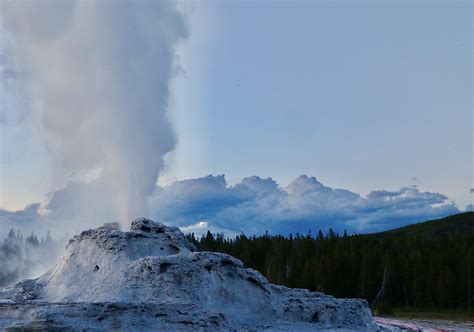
[0, 219, 379, 331]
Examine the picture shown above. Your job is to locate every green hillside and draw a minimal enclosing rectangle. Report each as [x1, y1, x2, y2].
[189, 212, 474, 312]
[378, 212, 474, 238]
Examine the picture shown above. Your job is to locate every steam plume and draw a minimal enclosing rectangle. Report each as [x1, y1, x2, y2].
[1, 1, 188, 228]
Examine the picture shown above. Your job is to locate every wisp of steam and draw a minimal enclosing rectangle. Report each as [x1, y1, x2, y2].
[0, 0, 188, 229]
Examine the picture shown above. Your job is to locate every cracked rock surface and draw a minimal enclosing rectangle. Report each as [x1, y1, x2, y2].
[0, 218, 382, 331]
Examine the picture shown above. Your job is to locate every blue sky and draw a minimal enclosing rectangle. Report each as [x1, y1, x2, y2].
[164, 0, 472, 208]
[0, 1, 472, 236]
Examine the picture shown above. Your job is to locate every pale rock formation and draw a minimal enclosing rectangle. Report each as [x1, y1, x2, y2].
[0, 218, 383, 331]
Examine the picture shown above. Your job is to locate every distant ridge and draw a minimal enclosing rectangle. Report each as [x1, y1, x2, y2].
[374, 212, 474, 238]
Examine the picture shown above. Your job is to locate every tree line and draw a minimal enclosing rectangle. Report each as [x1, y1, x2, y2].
[0, 229, 64, 287]
[187, 213, 474, 312]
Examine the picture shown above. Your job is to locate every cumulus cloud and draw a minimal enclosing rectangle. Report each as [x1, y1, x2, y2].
[0, 203, 41, 223]
[0, 174, 462, 237]
[0, 204, 49, 238]
[149, 175, 460, 235]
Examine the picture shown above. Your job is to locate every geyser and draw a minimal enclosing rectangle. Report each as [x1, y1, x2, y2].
[0, 219, 379, 331]
[0, 0, 188, 228]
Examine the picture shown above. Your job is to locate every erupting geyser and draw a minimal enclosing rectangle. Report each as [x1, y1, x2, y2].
[0, 1, 187, 229]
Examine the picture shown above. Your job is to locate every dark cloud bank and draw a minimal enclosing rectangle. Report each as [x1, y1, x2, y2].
[1, 175, 461, 237]
[149, 175, 459, 235]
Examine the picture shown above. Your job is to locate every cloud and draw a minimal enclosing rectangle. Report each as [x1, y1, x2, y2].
[0, 174, 462, 237]
[149, 175, 460, 235]
[0, 204, 51, 238]
[470, 188, 474, 194]
[0, 203, 41, 223]
[179, 220, 240, 239]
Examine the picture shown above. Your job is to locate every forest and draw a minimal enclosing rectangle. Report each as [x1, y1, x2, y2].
[188, 212, 474, 313]
[0, 229, 64, 287]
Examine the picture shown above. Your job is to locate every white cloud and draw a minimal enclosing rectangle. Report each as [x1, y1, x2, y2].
[149, 175, 460, 235]
[0, 174, 461, 237]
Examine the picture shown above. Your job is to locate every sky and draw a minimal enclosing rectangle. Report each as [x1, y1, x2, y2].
[164, 0, 472, 206]
[0, 0, 472, 237]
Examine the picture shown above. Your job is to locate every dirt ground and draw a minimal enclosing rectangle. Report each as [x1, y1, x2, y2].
[375, 317, 474, 331]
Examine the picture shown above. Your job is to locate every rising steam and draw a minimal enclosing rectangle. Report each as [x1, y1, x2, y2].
[0, 1, 188, 228]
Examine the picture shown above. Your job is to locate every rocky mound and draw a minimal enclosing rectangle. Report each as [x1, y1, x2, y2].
[0, 219, 381, 331]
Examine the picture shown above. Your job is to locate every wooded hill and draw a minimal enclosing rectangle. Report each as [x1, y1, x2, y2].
[188, 212, 474, 312]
